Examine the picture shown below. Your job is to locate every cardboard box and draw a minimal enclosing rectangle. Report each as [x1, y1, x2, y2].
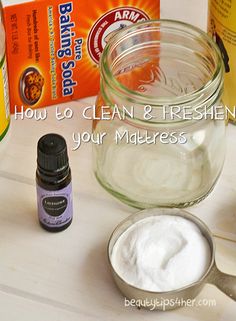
[2, 0, 160, 112]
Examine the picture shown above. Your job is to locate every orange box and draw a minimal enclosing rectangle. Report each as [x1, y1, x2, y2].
[2, 0, 160, 113]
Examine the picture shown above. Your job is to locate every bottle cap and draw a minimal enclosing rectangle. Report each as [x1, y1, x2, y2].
[37, 133, 69, 172]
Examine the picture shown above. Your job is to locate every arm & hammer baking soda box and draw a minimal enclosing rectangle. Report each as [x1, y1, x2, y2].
[1, 0, 160, 113]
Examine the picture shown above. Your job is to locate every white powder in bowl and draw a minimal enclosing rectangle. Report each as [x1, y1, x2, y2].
[111, 215, 211, 292]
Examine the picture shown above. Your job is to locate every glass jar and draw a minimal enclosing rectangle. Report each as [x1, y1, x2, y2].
[93, 20, 225, 209]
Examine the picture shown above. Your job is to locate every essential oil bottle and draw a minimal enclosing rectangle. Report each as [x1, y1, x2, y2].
[36, 133, 73, 232]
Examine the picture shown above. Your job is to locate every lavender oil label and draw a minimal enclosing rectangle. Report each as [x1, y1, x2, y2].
[37, 183, 73, 228]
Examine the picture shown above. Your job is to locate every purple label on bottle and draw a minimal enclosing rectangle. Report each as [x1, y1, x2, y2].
[37, 183, 73, 228]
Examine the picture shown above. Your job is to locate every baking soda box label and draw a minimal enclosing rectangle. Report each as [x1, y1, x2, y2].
[2, 0, 160, 113]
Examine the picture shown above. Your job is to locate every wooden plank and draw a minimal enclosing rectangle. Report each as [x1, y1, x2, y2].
[0, 177, 235, 320]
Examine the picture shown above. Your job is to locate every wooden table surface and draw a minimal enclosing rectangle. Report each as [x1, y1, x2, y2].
[0, 0, 235, 320]
[0, 97, 235, 320]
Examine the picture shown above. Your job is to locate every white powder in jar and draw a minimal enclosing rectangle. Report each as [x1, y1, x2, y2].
[111, 215, 211, 292]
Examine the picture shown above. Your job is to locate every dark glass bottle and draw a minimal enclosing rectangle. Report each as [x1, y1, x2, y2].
[36, 133, 73, 232]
